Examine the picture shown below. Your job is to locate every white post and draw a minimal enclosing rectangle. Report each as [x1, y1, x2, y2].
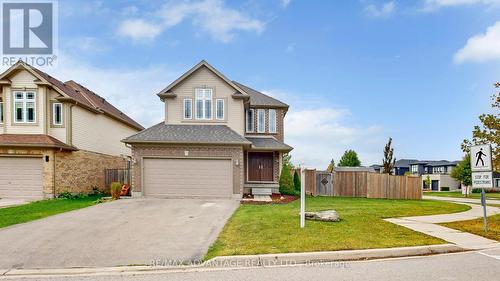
[300, 167, 305, 228]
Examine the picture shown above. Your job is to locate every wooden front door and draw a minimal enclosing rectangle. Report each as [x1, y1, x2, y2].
[248, 152, 274, 182]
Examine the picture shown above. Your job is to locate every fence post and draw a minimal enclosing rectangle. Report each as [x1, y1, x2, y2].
[300, 167, 305, 228]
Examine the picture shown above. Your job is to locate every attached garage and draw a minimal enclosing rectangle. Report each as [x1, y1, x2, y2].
[143, 158, 233, 198]
[0, 157, 43, 199]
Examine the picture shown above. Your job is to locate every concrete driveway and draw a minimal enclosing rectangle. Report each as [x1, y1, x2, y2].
[0, 198, 239, 269]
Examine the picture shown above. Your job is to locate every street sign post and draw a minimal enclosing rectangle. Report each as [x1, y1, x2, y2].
[300, 167, 305, 229]
[470, 144, 493, 232]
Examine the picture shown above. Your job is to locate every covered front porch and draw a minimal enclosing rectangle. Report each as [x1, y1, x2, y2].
[243, 136, 293, 196]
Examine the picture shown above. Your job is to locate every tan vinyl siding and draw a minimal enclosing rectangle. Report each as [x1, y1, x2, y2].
[165, 66, 245, 135]
[71, 106, 136, 156]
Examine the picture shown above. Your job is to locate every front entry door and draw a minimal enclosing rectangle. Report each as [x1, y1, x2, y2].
[248, 152, 274, 182]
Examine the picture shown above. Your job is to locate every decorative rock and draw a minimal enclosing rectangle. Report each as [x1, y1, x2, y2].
[305, 210, 340, 222]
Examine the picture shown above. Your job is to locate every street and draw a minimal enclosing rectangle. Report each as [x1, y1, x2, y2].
[3, 248, 500, 281]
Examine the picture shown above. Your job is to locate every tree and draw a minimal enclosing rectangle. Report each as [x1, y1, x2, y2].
[451, 154, 472, 188]
[293, 170, 301, 193]
[382, 137, 396, 174]
[279, 163, 294, 195]
[338, 150, 361, 167]
[424, 175, 431, 190]
[282, 153, 294, 169]
[462, 83, 500, 171]
[326, 159, 335, 173]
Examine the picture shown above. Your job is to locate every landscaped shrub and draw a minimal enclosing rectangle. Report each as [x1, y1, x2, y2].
[279, 164, 295, 195]
[441, 187, 450, 192]
[293, 170, 301, 193]
[89, 186, 106, 197]
[472, 188, 500, 193]
[110, 182, 122, 200]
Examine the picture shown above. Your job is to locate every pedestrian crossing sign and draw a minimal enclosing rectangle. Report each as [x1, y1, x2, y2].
[470, 144, 492, 172]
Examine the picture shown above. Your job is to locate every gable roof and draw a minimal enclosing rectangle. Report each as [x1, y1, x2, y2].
[122, 123, 251, 145]
[156, 60, 249, 99]
[0, 61, 143, 131]
[232, 81, 289, 108]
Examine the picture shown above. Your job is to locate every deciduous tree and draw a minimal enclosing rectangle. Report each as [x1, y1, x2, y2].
[338, 150, 361, 167]
[382, 137, 396, 174]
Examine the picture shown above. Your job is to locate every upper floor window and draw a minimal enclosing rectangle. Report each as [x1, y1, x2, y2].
[246, 109, 254, 132]
[183, 98, 192, 119]
[433, 166, 444, 174]
[410, 165, 418, 173]
[52, 103, 63, 126]
[257, 109, 265, 133]
[0, 100, 3, 124]
[216, 99, 224, 120]
[195, 88, 212, 120]
[268, 109, 276, 133]
[13, 91, 36, 124]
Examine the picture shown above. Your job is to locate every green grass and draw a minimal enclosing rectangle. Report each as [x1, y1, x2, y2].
[424, 191, 500, 200]
[205, 197, 470, 260]
[0, 196, 101, 229]
[441, 214, 500, 241]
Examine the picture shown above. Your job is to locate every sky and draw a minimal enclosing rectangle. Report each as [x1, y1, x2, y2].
[6, 0, 500, 169]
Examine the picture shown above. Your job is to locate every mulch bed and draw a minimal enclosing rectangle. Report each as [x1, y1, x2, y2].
[241, 193, 298, 205]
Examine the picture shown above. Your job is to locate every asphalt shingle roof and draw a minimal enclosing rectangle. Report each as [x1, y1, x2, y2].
[123, 123, 251, 144]
[232, 81, 289, 108]
[246, 137, 293, 151]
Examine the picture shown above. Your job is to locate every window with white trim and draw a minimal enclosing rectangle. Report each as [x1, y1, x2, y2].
[410, 165, 418, 173]
[268, 109, 276, 133]
[52, 103, 63, 125]
[13, 91, 36, 123]
[0, 101, 3, 124]
[246, 109, 254, 132]
[195, 88, 212, 120]
[216, 99, 224, 120]
[183, 98, 192, 119]
[257, 109, 265, 133]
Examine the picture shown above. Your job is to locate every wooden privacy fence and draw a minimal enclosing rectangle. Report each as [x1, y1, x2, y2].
[298, 170, 422, 199]
[104, 169, 130, 189]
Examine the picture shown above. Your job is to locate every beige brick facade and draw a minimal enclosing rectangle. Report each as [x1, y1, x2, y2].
[55, 150, 127, 194]
[130, 144, 244, 195]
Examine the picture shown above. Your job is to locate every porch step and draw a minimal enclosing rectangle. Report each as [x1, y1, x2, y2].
[252, 188, 273, 196]
[253, 195, 272, 202]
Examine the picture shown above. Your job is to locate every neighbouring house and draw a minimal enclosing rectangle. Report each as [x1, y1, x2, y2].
[123, 60, 293, 198]
[370, 159, 418, 175]
[409, 160, 460, 191]
[0, 61, 143, 199]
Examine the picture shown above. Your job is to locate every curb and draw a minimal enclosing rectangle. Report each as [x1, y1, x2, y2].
[204, 244, 464, 268]
[0, 244, 464, 278]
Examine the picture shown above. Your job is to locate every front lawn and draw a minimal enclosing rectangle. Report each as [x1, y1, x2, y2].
[0, 196, 101, 229]
[441, 214, 500, 241]
[424, 191, 500, 200]
[205, 197, 469, 259]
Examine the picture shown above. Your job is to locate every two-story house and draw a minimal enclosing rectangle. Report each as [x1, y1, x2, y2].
[123, 60, 292, 198]
[0, 61, 143, 200]
[409, 160, 461, 191]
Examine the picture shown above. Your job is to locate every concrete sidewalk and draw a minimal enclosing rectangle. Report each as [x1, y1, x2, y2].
[423, 195, 500, 205]
[386, 199, 500, 250]
[0, 198, 30, 208]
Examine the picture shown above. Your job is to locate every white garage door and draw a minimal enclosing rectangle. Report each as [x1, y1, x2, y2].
[0, 157, 43, 199]
[143, 158, 232, 198]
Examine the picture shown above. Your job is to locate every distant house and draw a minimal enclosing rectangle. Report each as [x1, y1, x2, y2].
[370, 158, 461, 191]
[408, 160, 460, 191]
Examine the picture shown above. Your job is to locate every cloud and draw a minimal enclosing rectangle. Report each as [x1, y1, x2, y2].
[117, 0, 265, 43]
[262, 90, 384, 169]
[117, 19, 163, 41]
[364, 1, 395, 17]
[35, 54, 180, 127]
[285, 43, 295, 53]
[422, 0, 500, 11]
[65, 37, 109, 54]
[454, 21, 500, 63]
[280, 0, 291, 8]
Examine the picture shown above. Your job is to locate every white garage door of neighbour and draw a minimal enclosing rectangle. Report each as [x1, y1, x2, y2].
[0, 157, 44, 199]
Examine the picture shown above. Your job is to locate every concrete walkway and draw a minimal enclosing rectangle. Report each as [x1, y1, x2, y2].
[0, 198, 30, 208]
[423, 195, 500, 205]
[386, 197, 500, 250]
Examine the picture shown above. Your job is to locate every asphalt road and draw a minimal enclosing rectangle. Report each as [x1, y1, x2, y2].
[3, 248, 500, 281]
